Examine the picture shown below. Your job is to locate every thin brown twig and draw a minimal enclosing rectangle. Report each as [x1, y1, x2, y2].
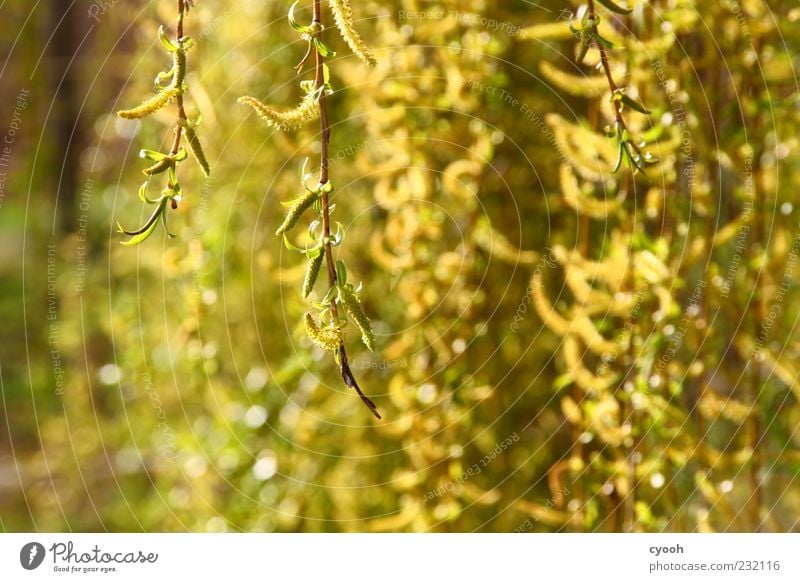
[586, 0, 638, 532]
[587, 0, 625, 130]
[170, 0, 188, 157]
[312, 0, 380, 419]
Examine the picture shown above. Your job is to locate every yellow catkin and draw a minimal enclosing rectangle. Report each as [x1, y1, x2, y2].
[699, 390, 751, 423]
[184, 125, 211, 177]
[369, 232, 413, 272]
[590, 396, 624, 446]
[547, 114, 618, 181]
[339, 284, 375, 351]
[518, 21, 572, 41]
[302, 251, 324, 299]
[540, 61, 606, 98]
[142, 158, 172, 176]
[714, 214, 748, 248]
[473, 219, 538, 265]
[573, 314, 620, 356]
[751, 346, 800, 404]
[531, 271, 571, 336]
[634, 250, 669, 283]
[238, 94, 320, 131]
[562, 335, 618, 393]
[173, 47, 186, 87]
[654, 286, 675, 316]
[559, 164, 624, 219]
[561, 395, 583, 424]
[629, 33, 675, 57]
[563, 265, 626, 315]
[442, 159, 481, 201]
[304, 313, 342, 352]
[558, 241, 628, 292]
[118, 48, 186, 120]
[117, 86, 180, 119]
[328, 0, 377, 67]
[275, 188, 319, 236]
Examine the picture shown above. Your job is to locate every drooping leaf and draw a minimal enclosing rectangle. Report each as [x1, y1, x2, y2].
[597, 0, 633, 15]
[619, 93, 651, 114]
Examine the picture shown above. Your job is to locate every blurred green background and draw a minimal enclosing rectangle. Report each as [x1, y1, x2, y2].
[1, 0, 799, 532]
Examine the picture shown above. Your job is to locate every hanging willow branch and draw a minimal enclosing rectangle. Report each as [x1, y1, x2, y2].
[116, 0, 210, 245]
[574, 0, 657, 174]
[241, 0, 380, 418]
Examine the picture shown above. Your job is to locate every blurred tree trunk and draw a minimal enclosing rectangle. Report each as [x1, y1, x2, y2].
[48, 0, 89, 233]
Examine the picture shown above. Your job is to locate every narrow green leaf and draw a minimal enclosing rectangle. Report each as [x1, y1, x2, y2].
[160, 203, 176, 238]
[119, 200, 167, 246]
[593, 31, 616, 49]
[335, 259, 347, 286]
[158, 25, 179, 52]
[314, 38, 337, 58]
[139, 149, 167, 161]
[577, 37, 591, 63]
[620, 94, 651, 114]
[119, 222, 162, 247]
[288, 1, 311, 33]
[283, 235, 308, 254]
[612, 139, 625, 173]
[597, 0, 633, 15]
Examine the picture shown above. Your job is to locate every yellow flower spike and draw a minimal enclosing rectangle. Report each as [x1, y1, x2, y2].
[238, 94, 320, 131]
[304, 312, 342, 352]
[302, 250, 324, 299]
[173, 46, 187, 87]
[142, 157, 173, 176]
[328, 0, 377, 67]
[338, 284, 375, 351]
[182, 124, 210, 177]
[275, 187, 319, 236]
[117, 86, 180, 119]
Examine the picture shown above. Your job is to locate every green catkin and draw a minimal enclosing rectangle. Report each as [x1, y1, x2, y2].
[238, 94, 320, 131]
[275, 188, 319, 235]
[142, 158, 172, 176]
[328, 0, 377, 67]
[118, 47, 186, 120]
[302, 251, 324, 298]
[173, 47, 186, 87]
[304, 312, 342, 352]
[117, 86, 180, 119]
[339, 284, 375, 351]
[184, 125, 210, 177]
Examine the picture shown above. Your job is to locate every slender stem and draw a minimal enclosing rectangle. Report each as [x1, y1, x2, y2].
[313, 0, 332, 275]
[749, 128, 765, 534]
[587, 0, 626, 130]
[695, 54, 721, 528]
[169, 0, 188, 158]
[312, 0, 380, 419]
[587, 0, 637, 530]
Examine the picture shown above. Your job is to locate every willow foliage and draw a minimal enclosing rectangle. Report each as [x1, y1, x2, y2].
[11, 0, 799, 535]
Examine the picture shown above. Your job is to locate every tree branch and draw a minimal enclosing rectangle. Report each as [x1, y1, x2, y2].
[312, 0, 380, 419]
